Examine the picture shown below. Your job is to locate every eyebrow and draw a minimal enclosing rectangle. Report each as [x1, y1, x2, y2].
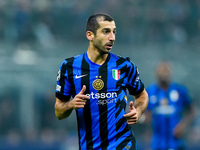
[102, 27, 116, 31]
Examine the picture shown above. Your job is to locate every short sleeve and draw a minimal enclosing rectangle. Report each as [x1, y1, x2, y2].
[55, 60, 72, 100]
[126, 62, 144, 96]
[181, 85, 192, 106]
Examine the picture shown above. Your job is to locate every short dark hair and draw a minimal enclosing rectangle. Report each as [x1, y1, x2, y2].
[86, 13, 114, 35]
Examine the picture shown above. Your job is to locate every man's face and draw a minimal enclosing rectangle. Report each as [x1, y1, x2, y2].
[92, 20, 116, 54]
[156, 63, 171, 87]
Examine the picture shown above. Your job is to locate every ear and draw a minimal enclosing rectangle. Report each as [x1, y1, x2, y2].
[86, 31, 94, 41]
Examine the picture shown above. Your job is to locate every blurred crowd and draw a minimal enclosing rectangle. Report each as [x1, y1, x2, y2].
[0, 0, 200, 47]
[0, 88, 79, 150]
[0, 0, 200, 149]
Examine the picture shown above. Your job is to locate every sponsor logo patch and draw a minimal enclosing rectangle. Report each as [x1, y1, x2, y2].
[57, 69, 61, 81]
[56, 85, 61, 92]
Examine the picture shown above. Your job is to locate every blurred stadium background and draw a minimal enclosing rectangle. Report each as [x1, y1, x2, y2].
[0, 0, 200, 149]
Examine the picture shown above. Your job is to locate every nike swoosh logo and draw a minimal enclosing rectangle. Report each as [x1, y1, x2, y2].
[75, 74, 88, 79]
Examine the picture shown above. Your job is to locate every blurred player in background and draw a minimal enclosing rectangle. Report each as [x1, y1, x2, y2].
[145, 62, 195, 150]
[54, 13, 149, 150]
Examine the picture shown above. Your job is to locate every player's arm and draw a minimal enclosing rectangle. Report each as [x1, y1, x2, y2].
[55, 85, 90, 120]
[55, 97, 73, 120]
[134, 89, 149, 119]
[173, 104, 195, 138]
[124, 89, 149, 125]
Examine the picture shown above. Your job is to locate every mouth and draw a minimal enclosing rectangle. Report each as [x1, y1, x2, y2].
[105, 44, 114, 50]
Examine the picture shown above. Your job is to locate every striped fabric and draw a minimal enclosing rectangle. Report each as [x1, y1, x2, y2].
[56, 52, 144, 150]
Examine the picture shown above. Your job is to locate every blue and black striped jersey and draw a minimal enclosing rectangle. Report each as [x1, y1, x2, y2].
[146, 83, 192, 149]
[56, 52, 144, 150]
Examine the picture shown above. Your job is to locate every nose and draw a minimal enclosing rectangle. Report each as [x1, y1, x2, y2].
[109, 32, 115, 41]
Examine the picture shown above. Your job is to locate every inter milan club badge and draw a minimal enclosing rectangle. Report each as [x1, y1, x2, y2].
[92, 76, 104, 91]
[112, 69, 120, 80]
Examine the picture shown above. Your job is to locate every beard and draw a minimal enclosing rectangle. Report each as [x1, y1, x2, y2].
[92, 37, 113, 54]
[158, 78, 170, 89]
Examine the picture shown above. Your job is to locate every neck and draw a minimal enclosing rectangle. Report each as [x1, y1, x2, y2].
[87, 46, 108, 65]
[159, 83, 170, 90]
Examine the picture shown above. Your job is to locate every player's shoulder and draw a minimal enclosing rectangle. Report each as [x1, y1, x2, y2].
[111, 53, 132, 62]
[171, 82, 188, 92]
[62, 53, 84, 65]
[146, 83, 158, 91]
[111, 53, 135, 66]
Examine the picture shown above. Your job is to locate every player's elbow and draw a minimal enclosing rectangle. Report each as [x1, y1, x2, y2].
[54, 104, 72, 120]
[55, 111, 71, 120]
[55, 103, 64, 120]
[54, 98, 73, 120]
[55, 111, 63, 120]
[57, 116, 64, 120]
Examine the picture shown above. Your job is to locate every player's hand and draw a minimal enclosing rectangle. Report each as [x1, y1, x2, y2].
[71, 85, 90, 110]
[123, 101, 138, 125]
[173, 122, 185, 138]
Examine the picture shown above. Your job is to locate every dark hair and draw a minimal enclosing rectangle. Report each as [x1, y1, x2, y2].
[86, 13, 114, 35]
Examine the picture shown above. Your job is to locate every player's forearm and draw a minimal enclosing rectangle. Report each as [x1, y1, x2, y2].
[55, 98, 73, 120]
[181, 104, 195, 126]
[134, 89, 149, 118]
